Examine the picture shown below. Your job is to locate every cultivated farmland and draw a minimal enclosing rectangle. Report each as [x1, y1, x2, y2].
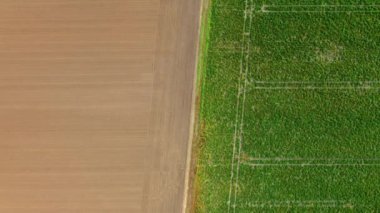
[196, 0, 380, 212]
[0, 0, 201, 212]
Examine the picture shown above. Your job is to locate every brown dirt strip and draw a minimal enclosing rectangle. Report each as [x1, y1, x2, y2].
[141, 0, 202, 212]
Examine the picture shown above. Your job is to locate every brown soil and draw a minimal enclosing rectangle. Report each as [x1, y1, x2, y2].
[0, 0, 201, 212]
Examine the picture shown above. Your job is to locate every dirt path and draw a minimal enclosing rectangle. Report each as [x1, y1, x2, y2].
[0, 0, 201, 212]
[142, 0, 202, 212]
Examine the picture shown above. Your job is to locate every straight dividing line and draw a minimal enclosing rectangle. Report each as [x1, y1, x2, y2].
[244, 158, 380, 165]
[232, 1, 254, 212]
[261, 11, 380, 13]
[267, 3, 380, 6]
[247, 205, 344, 208]
[246, 204, 350, 208]
[250, 86, 380, 90]
[247, 158, 380, 161]
[248, 206, 343, 208]
[246, 200, 346, 202]
[254, 81, 380, 84]
[213, 4, 380, 13]
[201, 158, 380, 163]
[241, 200, 367, 209]
[245, 200, 348, 205]
[227, 0, 249, 212]
[250, 82, 380, 89]
[248, 206, 345, 208]
[213, 48, 380, 52]
[196, 162, 380, 167]
[242, 162, 380, 167]
[245, 159, 380, 164]
[261, 4, 380, 13]
[217, 4, 380, 7]
[214, 10, 380, 13]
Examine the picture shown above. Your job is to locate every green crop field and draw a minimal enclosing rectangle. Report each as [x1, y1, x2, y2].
[195, 0, 380, 212]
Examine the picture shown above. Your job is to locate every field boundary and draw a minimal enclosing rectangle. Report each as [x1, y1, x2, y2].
[186, 0, 212, 212]
[216, 4, 380, 13]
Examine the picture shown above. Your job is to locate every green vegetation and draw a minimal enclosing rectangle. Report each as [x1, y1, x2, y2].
[196, 0, 380, 212]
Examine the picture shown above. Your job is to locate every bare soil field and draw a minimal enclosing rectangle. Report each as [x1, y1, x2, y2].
[0, 0, 201, 212]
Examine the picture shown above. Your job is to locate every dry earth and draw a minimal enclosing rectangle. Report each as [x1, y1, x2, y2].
[0, 0, 201, 212]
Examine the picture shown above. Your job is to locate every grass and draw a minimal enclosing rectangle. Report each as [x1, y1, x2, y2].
[195, 0, 380, 212]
